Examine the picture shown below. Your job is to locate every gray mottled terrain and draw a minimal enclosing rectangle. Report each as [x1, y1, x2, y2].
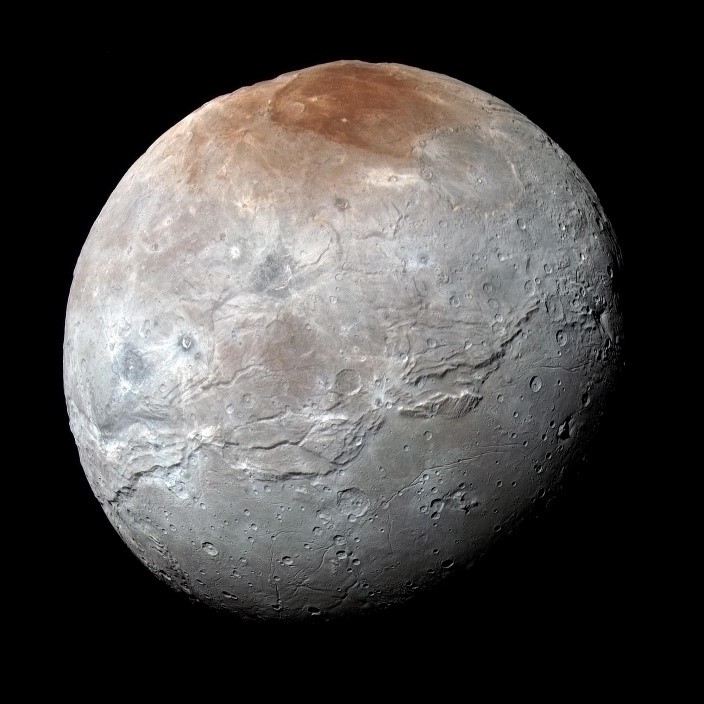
[64, 61, 623, 620]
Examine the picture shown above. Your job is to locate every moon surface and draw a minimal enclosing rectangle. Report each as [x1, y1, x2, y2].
[64, 61, 623, 620]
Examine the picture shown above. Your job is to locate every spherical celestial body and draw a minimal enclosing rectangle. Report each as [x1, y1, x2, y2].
[64, 61, 623, 620]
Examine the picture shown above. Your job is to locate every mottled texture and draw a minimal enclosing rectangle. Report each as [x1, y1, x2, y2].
[64, 61, 623, 620]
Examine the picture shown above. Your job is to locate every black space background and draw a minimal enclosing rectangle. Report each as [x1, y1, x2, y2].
[36, 22, 652, 671]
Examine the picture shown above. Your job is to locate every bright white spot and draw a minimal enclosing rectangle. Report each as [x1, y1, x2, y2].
[363, 167, 419, 188]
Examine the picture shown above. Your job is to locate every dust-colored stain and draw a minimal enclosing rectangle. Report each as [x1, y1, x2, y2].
[270, 63, 448, 158]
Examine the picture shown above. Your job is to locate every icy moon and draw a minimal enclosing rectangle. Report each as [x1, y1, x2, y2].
[64, 61, 623, 620]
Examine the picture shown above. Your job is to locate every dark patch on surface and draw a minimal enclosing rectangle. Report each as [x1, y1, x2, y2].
[270, 63, 448, 158]
[252, 251, 294, 295]
[120, 348, 148, 384]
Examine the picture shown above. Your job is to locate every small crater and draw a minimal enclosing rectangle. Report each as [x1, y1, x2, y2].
[530, 376, 543, 393]
[202, 542, 218, 556]
[337, 488, 371, 519]
[180, 335, 193, 350]
[334, 368, 362, 396]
